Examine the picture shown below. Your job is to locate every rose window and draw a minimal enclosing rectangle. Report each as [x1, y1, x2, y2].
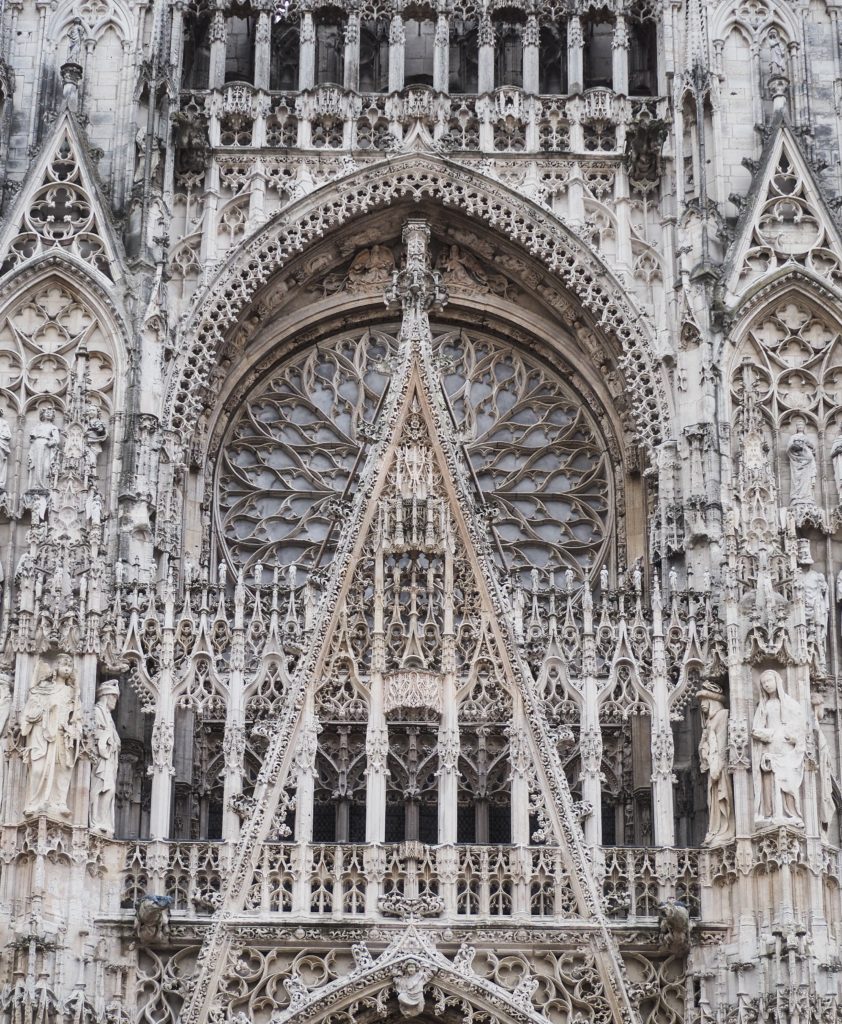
[216, 324, 612, 586]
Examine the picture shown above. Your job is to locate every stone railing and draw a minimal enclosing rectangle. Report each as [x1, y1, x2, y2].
[180, 83, 665, 157]
[119, 841, 700, 922]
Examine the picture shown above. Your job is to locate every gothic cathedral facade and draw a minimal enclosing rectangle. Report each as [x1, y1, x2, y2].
[0, 1, 838, 1023]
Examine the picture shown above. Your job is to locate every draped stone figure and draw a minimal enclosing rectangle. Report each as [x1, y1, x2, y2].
[698, 686, 735, 846]
[394, 961, 429, 1017]
[90, 679, 121, 835]
[812, 692, 836, 839]
[27, 405, 60, 491]
[752, 669, 808, 825]
[787, 428, 817, 505]
[801, 556, 829, 669]
[21, 654, 80, 818]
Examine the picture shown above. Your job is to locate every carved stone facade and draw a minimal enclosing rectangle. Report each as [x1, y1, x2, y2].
[0, 2, 840, 1024]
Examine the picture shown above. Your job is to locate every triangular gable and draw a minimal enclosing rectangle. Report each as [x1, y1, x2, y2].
[178, 219, 640, 1024]
[0, 114, 123, 283]
[723, 121, 842, 303]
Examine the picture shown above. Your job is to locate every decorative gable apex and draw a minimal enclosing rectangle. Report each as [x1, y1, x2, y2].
[723, 122, 842, 304]
[0, 114, 122, 283]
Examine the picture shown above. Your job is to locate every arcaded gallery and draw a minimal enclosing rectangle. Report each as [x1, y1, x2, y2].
[0, 0, 837, 1022]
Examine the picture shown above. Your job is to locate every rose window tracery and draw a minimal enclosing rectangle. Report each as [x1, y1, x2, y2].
[216, 324, 612, 587]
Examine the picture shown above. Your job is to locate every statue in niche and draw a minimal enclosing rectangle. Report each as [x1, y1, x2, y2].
[27, 405, 60, 491]
[831, 431, 842, 503]
[0, 670, 12, 739]
[0, 407, 11, 490]
[393, 961, 430, 1017]
[90, 679, 121, 835]
[66, 18, 83, 64]
[812, 691, 836, 839]
[698, 685, 735, 846]
[799, 543, 829, 669]
[21, 653, 80, 818]
[752, 669, 807, 826]
[787, 424, 817, 505]
[84, 403, 108, 478]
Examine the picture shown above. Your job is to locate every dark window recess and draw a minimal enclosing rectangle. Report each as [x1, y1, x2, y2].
[225, 15, 255, 83]
[315, 17, 345, 85]
[539, 23, 567, 93]
[583, 17, 614, 89]
[182, 13, 211, 89]
[270, 20, 300, 90]
[628, 20, 657, 95]
[601, 798, 617, 845]
[494, 16, 524, 87]
[404, 19, 435, 86]
[360, 18, 390, 91]
[449, 18, 479, 92]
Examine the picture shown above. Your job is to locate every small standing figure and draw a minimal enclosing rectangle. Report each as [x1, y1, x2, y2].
[0, 407, 11, 490]
[698, 685, 735, 846]
[394, 961, 429, 1018]
[27, 405, 60, 491]
[799, 544, 829, 670]
[752, 669, 808, 826]
[20, 653, 80, 818]
[787, 425, 817, 505]
[67, 18, 83, 63]
[812, 691, 836, 840]
[90, 679, 121, 835]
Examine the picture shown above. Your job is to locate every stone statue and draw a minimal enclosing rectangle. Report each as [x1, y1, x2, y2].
[345, 245, 395, 293]
[698, 686, 734, 846]
[90, 679, 120, 835]
[20, 653, 80, 818]
[752, 669, 807, 826]
[831, 433, 842, 504]
[812, 691, 836, 839]
[394, 961, 429, 1017]
[67, 18, 83, 64]
[799, 545, 829, 669]
[27, 405, 60, 491]
[787, 427, 817, 505]
[0, 407, 11, 490]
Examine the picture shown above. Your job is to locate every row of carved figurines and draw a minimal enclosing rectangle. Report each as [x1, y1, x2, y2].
[0, 403, 108, 492]
[0, 654, 120, 834]
[699, 669, 834, 845]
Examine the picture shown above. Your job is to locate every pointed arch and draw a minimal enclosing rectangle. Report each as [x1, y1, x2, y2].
[164, 153, 672, 460]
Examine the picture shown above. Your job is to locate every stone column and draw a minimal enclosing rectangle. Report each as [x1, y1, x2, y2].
[221, 584, 246, 842]
[580, 583, 602, 847]
[433, 10, 449, 91]
[344, 9, 360, 90]
[522, 12, 539, 93]
[478, 13, 494, 92]
[567, 14, 583, 93]
[388, 12, 405, 92]
[253, 10, 271, 90]
[148, 581, 176, 839]
[612, 14, 627, 94]
[299, 11, 315, 89]
[208, 8, 226, 90]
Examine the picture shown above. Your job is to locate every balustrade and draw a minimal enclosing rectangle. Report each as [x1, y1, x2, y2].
[177, 84, 665, 156]
[118, 841, 702, 922]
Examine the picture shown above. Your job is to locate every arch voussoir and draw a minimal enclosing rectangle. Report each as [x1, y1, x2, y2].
[166, 154, 670, 459]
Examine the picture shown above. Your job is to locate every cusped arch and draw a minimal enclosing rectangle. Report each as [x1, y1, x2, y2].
[710, 0, 800, 46]
[166, 153, 672, 460]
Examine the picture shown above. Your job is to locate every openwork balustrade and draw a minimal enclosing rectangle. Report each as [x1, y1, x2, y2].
[119, 841, 701, 921]
[180, 85, 664, 156]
